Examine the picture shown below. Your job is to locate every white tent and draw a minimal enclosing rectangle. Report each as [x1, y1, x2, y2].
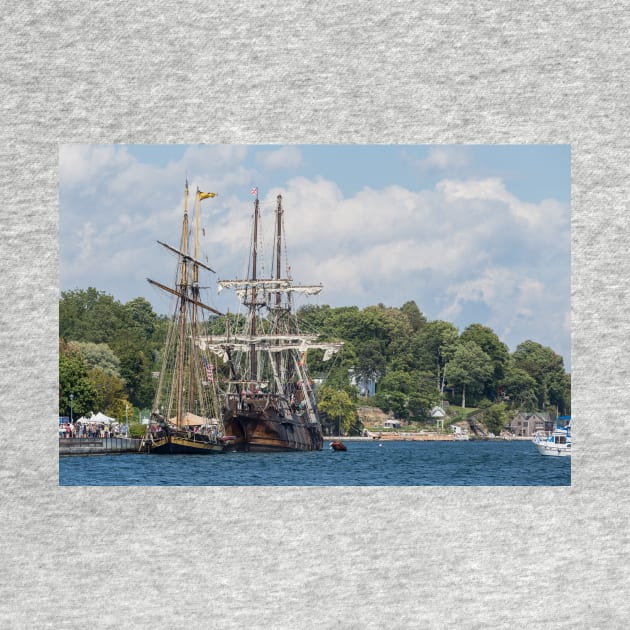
[83, 411, 117, 425]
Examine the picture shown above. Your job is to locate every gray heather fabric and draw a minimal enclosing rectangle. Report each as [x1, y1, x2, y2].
[0, 1, 627, 628]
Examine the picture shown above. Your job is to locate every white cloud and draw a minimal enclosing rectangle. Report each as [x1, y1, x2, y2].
[438, 177, 509, 202]
[437, 177, 569, 240]
[59, 145, 133, 189]
[59, 148, 570, 366]
[440, 267, 568, 355]
[256, 146, 304, 170]
[423, 146, 471, 170]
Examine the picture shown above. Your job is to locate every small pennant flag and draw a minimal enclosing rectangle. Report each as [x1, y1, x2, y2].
[250, 187, 258, 197]
[199, 191, 217, 200]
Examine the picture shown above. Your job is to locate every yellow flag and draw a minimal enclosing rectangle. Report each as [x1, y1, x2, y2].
[199, 191, 217, 200]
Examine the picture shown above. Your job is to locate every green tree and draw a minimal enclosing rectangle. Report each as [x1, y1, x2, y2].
[59, 287, 126, 343]
[374, 389, 408, 419]
[400, 300, 427, 332]
[362, 304, 415, 370]
[118, 347, 155, 409]
[407, 372, 441, 421]
[59, 342, 97, 418]
[124, 297, 157, 339]
[69, 341, 122, 378]
[459, 323, 509, 399]
[317, 386, 357, 435]
[500, 361, 538, 410]
[478, 401, 509, 435]
[355, 338, 387, 382]
[374, 370, 440, 421]
[543, 368, 571, 415]
[444, 341, 493, 408]
[320, 343, 358, 395]
[88, 367, 128, 417]
[415, 320, 459, 392]
[512, 340, 569, 411]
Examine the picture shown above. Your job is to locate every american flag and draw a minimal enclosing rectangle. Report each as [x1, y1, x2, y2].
[203, 359, 214, 382]
[250, 187, 258, 197]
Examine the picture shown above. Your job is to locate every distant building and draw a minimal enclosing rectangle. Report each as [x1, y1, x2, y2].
[383, 419, 401, 429]
[348, 368, 377, 397]
[509, 411, 550, 437]
[431, 405, 447, 429]
[450, 424, 469, 437]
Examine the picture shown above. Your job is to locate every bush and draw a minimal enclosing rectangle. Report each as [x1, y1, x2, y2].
[128, 422, 146, 438]
[482, 403, 508, 435]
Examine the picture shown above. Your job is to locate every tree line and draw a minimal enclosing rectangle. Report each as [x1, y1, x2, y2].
[59, 288, 169, 420]
[294, 302, 570, 433]
[59, 289, 571, 431]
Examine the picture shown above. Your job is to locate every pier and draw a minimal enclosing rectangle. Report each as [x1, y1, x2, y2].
[59, 437, 142, 456]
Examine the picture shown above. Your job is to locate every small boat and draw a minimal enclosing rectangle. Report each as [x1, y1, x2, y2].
[330, 440, 347, 451]
[141, 183, 227, 455]
[533, 416, 571, 457]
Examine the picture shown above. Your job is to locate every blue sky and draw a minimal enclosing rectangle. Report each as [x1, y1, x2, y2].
[59, 144, 571, 369]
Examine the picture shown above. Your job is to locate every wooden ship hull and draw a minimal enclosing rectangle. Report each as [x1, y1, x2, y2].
[223, 395, 323, 452]
[145, 429, 226, 454]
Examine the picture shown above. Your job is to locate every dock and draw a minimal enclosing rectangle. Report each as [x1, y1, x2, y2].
[59, 437, 142, 456]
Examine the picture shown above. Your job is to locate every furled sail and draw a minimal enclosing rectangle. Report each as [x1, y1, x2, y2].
[218, 278, 323, 296]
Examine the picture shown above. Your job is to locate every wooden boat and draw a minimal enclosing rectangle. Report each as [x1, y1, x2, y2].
[200, 192, 341, 452]
[141, 183, 227, 455]
[330, 440, 347, 451]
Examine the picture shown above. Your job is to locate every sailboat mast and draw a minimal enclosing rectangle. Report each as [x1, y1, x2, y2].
[249, 195, 260, 382]
[176, 183, 190, 428]
[186, 189, 202, 415]
[193, 190, 201, 298]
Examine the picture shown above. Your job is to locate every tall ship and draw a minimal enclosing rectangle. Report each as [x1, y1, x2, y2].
[141, 183, 228, 454]
[199, 191, 341, 452]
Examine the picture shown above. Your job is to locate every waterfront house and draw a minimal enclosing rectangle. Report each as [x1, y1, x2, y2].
[509, 411, 550, 437]
[348, 368, 377, 397]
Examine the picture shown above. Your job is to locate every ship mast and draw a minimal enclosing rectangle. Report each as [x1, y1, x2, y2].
[206, 191, 342, 399]
[249, 194, 260, 383]
[187, 189, 202, 416]
[175, 182, 190, 428]
[274, 194, 283, 394]
[147, 183, 222, 429]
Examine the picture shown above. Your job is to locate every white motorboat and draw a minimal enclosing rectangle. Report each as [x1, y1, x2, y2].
[533, 416, 571, 457]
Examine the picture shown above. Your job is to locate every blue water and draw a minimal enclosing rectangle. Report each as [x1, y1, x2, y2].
[59, 440, 570, 486]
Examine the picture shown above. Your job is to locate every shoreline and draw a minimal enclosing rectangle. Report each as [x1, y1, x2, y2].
[324, 434, 532, 442]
